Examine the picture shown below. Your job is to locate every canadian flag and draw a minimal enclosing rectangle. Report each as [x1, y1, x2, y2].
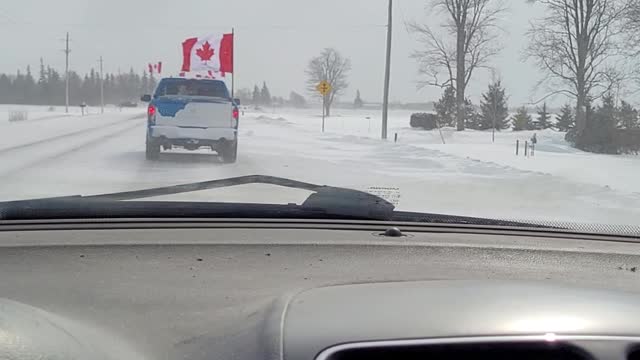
[148, 61, 162, 74]
[181, 34, 233, 74]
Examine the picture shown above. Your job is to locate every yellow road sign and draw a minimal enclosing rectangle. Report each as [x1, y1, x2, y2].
[316, 80, 332, 96]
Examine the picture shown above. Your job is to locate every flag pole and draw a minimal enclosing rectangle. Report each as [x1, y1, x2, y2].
[231, 27, 235, 99]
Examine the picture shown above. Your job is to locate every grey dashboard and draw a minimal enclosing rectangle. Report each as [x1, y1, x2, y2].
[1, 221, 640, 360]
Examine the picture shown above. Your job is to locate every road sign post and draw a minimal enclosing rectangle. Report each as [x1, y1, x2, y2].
[316, 80, 332, 133]
[322, 95, 326, 132]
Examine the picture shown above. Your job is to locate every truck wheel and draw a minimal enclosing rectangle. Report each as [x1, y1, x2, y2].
[221, 140, 237, 163]
[146, 140, 160, 161]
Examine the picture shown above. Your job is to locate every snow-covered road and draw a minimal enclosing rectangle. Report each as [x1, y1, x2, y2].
[2, 106, 640, 226]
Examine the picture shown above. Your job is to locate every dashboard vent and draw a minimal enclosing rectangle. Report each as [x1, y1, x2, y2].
[323, 342, 591, 360]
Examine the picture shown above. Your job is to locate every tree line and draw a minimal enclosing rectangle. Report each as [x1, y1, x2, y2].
[434, 79, 639, 132]
[411, 0, 640, 151]
[0, 59, 157, 106]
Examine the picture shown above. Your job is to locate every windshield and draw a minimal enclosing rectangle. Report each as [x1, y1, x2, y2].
[155, 79, 230, 98]
[1, 0, 640, 232]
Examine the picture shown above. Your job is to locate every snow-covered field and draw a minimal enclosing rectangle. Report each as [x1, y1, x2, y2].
[1, 105, 639, 226]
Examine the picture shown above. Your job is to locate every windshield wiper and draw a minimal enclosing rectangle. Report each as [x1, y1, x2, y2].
[0, 175, 550, 228]
[0, 175, 395, 221]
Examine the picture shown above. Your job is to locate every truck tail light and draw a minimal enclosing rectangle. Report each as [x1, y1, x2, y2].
[147, 105, 156, 125]
[232, 107, 239, 121]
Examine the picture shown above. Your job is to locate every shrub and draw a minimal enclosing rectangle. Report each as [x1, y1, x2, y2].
[410, 113, 438, 130]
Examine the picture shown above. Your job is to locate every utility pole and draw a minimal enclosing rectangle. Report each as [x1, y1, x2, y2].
[63, 32, 70, 114]
[99, 56, 104, 114]
[381, 0, 393, 140]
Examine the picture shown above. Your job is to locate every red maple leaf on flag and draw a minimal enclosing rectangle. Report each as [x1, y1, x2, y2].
[196, 41, 215, 63]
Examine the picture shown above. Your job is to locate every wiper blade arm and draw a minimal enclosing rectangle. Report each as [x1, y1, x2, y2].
[85, 175, 321, 201]
[1, 175, 395, 221]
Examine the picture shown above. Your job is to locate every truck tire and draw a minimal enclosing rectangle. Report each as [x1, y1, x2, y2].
[221, 140, 237, 163]
[146, 139, 160, 161]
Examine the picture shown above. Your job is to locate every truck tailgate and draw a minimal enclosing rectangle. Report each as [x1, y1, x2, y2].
[155, 96, 232, 128]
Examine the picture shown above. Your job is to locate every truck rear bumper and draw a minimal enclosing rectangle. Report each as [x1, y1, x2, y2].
[148, 126, 237, 150]
[149, 126, 236, 142]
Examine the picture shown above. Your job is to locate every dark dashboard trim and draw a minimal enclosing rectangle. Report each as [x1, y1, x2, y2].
[314, 334, 640, 360]
[1, 218, 639, 243]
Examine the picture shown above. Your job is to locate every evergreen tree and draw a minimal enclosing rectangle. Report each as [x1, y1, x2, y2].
[596, 93, 617, 126]
[0, 64, 156, 106]
[617, 101, 638, 129]
[261, 81, 272, 106]
[586, 94, 617, 138]
[23, 66, 36, 104]
[353, 89, 364, 108]
[512, 106, 533, 131]
[38, 58, 48, 105]
[289, 91, 307, 108]
[580, 94, 618, 151]
[252, 85, 261, 105]
[479, 81, 509, 130]
[534, 102, 552, 129]
[464, 98, 480, 130]
[555, 104, 575, 131]
[0, 74, 11, 103]
[13, 70, 25, 104]
[435, 86, 456, 127]
[141, 70, 150, 96]
[47, 67, 63, 105]
[68, 71, 83, 105]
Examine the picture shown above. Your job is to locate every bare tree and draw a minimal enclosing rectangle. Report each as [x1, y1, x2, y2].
[411, 0, 505, 131]
[623, 0, 640, 54]
[305, 48, 351, 117]
[526, 0, 629, 145]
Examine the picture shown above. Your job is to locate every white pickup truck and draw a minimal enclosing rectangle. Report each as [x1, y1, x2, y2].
[141, 78, 239, 163]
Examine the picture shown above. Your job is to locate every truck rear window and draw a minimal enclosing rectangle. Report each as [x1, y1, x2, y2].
[155, 79, 230, 98]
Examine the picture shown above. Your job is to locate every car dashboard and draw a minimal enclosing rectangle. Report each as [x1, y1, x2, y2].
[1, 219, 640, 360]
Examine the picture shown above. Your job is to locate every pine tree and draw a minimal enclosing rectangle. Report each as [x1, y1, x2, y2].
[587, 93, 617, 138]
[47, 67, 63, 105]
[435, 86, 456, 127]
[534, 102, 552, 129]
[464, 98, 480, 130]
[354, 89, 364, 108]
[596, 93, 617, 127]
[289, 91, 307, 108]
[37, 58, 49, 105]
[555, 104, 575, 131]
[12, 70, 25, 104]
[512, 106, 533, 131]
[0, 74, 11, 104]
[261, 82, 272, 106]
[141, 71, 150, 96]
[252, 85, 261, 105]
[617, 101, 638, 129]
[479, 81, 509, 130]
[23, 66, 36, 104]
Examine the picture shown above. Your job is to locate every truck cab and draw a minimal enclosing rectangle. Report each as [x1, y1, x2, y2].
[142, 78, 239, 163]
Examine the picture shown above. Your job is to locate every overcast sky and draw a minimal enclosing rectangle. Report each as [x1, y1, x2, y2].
[0, 0, 552, 106]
